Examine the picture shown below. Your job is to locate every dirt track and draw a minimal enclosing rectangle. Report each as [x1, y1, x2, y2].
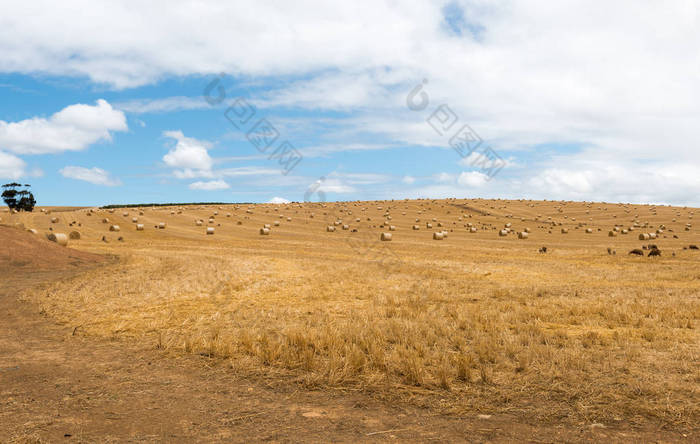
[0, 226, 692, 442]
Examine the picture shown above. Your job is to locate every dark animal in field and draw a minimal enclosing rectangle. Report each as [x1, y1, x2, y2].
[629, 249, 644, 256]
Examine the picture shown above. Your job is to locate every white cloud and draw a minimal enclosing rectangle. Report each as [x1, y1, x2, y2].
[0, 100, 127, 155]
[162, 130, 213, 177]
[402, 175, 416, 184]
[189, 179, 229, 190]
[0, 151, 26, 180]
[60, 166, 121, 186]
[268, 196, 290, 204]
[457, 171, 489, 187]
[2, 1, 700, 203]
[434, 172, 454, 183]
[116, 96, 207, 114]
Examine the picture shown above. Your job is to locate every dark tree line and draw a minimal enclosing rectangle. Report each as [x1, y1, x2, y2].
[2, 183, 36, 211]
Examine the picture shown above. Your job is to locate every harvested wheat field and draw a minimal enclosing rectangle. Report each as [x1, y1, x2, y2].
[2, 198, 699, 441]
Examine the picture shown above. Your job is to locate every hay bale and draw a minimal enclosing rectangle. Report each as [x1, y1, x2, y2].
[380, 232, 392, 241]
[47, 232, 68, 246]
[342, 224, 349, 230]
[561, 228, 569, 234]
[102, 218, 110, 224]
[109, 225, 120, 232]
[433, 231, 444, 240]
[608, 230, 617, 237]
[389, 225, 396, 231]
[585, 228, 593, 233]
[196, 220, 203, 226]
[412, 225, 420, 230]
[69, 231, 81, 240]
[274, 221, 280, 226]
[469, 227, 477, 233]
[27, 228, 38, 235]
[499, 229, 508, 236]
[50, 217, 59, 223]
[639, 233, 650, 241]
[136, 224, 144, 231]
[132, 217, 138, 223]
[326, 226, 336, 232]
[260, 227, 270, 235]
[206, 227, 215, 235]
[158, 222, 166, 229]
[518, 231, 529, 239]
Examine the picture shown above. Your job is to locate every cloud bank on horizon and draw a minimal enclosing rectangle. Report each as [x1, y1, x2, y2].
[0, 0, 699, 206]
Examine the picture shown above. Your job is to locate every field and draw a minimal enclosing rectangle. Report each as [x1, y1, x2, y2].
[3, 198, 699, 440]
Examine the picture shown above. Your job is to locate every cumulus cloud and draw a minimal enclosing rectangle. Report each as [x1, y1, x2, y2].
[2, 1, 700, 203]
[0, 151, 26, 180]
[59, 166, 121, 186]
[0, 100, 127, 155]
[402, 175, 416, 184]
[268, 196, 290, 204]
[457, 171, 489, 187]
[162, 130, 213, 178]
[188, 179, 229, 190]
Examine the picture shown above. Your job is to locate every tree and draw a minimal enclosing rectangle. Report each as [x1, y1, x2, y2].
[2, 183, 36, 212]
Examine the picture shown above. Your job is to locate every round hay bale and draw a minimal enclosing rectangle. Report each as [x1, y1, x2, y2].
[649, 232, 657, 239]
[50, 217, 59, 223]
[196, 220, 203, 226]
[561, 228, 569, 234]
[380, 232, 392, 241]
[499, 229, 508, 236]
[585, 228, 593, 233]
[158, 222, 166, 229]
[469, 227, 477, 233]
[27, 228, 38, 235]
[342, 224, 349, 230]
[518, 231, 529, 239]
[326, 226, 336, 232]
[264, 223, 271, 229]
[639, 233, 650, 240]
[69, 231, 81, 240]
[433, 232, 444, 240]
[389, 225, 396, 231]
[412, 225, 420, 230]
[47, 232, 68, 246]
[109, 225, 120, 232]
[136, 224, 144, 231]
[426, 223, 433, 229]
[132, 217, 138, 223]
[260, 227, 270, 235]
[206, 227, 215, 235]
[102, 218, 110, 224]
[274, 221, 280, 226]
[608, 230, 617, 237]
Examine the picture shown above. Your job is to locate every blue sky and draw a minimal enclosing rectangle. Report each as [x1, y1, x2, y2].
[1, 1, 699, 206]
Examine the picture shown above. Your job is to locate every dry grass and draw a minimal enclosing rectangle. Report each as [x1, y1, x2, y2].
[9, 199, 700, 427]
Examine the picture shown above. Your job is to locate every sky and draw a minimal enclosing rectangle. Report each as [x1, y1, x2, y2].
[1, 0, 699, 206]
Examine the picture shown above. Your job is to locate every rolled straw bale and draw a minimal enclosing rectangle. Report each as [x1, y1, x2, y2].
[47, 232, 68, 246]
[380, 232, 392, 241]
[260, 227, 270, 235]
[433, 231, 444, 240]
[69, 231, 81, 240]
[136, 224, 144, 231]
[206, 227, 215, 235]
[109, 225, 120, 232]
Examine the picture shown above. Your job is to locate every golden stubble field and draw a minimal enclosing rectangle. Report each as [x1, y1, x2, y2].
[4, 198, 699, 429]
